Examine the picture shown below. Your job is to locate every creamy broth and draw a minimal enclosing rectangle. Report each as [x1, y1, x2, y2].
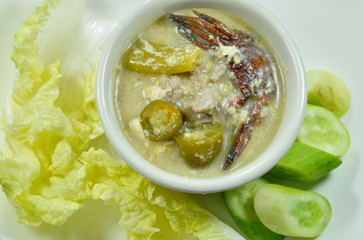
[115, 8, 285, 178]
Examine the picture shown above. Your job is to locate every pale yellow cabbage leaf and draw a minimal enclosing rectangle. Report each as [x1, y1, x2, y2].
[0, 0, 244, 239]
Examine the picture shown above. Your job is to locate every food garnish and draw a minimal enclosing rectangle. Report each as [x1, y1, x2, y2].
[268, 142, 342, 182]
[254, 184, 332, 238]
[223, 178, 285, 240]
[306, 69, 350, 117]
[224, 69, 351, 239]
[0, 2, 246, 239]
[298, 104, 350, 156]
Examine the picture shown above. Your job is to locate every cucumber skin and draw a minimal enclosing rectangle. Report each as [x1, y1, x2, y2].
[228, 216, 285, 240]
[268, 142, 342, 182]
[222, 178, 284, 240]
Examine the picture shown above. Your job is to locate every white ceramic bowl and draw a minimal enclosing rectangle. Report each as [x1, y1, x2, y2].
[96, 0, 306, 193]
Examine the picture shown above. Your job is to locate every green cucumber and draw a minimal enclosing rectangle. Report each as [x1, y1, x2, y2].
[254, 184, 332, 238]
[306, 69, 350, 117]
[222, 178, 284, 240]
[298, 104, 350, 156]
[268, 142, 342, 182]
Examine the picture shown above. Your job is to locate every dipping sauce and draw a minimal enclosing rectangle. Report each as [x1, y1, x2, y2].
[115, 8, 285, 178]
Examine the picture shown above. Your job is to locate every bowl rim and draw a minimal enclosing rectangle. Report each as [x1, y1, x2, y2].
[96, 0, 306, 193]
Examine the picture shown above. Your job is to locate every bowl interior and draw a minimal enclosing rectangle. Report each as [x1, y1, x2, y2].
[96, 0, 306, 193]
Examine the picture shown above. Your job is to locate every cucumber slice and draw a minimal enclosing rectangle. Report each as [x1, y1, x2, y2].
[297, 104, 350, 156]
[223, 178, 284, 240]
[268, 142, 342, 182]
[254, 184, 332, 238]
[306, 69, 350, 117]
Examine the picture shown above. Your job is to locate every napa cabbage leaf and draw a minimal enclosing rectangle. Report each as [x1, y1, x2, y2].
[0, 0, 244, 239]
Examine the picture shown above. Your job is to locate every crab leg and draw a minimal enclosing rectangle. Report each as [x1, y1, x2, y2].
[223, 95, 267, 170]
[172, 19, 219, 49]
[169, 12, 236, 42]
[192, 10, 240, 41]
[223, 52, 271, 170]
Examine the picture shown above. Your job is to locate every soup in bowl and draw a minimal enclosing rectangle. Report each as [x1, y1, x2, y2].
[96, 0, 306, 193]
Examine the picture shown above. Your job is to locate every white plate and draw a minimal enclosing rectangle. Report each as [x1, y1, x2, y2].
[0, 0, 362, 239]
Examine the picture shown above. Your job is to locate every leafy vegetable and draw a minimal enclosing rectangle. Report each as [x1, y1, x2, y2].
[0, 0, 244, 239]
